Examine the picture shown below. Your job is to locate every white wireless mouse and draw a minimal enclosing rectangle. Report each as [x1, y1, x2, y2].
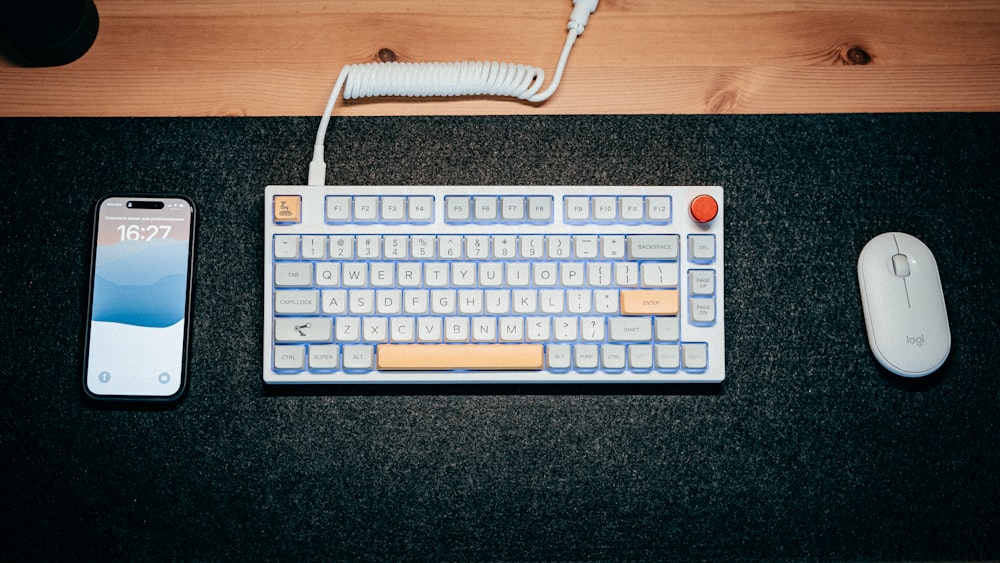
[857, 232, 950, 377]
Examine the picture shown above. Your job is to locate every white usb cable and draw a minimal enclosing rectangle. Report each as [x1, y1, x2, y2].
[308, 0, 599, 186]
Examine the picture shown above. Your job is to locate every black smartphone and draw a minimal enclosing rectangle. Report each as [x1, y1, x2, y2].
[83, 195, 196, 402]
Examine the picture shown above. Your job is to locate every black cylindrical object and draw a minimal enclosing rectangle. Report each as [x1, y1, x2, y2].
[0, 0, 100, 66]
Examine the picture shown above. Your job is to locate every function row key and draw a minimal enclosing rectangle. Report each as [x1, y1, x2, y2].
[564, 195, 672, 224]
[446, 196, 554, 224]
[326, 195, 434, 224]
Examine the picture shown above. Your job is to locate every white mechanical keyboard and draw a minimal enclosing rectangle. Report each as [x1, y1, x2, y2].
[264, 185, 724, 384]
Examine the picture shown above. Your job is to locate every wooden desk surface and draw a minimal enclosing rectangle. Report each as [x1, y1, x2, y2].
[2, 0, 999, 117]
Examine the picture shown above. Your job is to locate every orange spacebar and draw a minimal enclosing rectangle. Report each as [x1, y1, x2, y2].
[377, 344, 545, 371]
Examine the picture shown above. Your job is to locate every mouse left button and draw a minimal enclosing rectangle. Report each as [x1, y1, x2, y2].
[892, 254, 910, 277]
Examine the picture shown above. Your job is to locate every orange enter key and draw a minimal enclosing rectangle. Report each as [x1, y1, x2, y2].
[620, 290, 680, 316]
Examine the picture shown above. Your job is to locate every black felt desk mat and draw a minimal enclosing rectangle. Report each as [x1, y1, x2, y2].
[1, 114, 998, 560]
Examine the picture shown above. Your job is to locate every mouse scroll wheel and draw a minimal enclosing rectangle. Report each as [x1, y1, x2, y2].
[892, 254, 911, 277]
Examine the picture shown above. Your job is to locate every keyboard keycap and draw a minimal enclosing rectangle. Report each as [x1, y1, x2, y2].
[377, 344, 544, 370]
[620, 290, 679, 316]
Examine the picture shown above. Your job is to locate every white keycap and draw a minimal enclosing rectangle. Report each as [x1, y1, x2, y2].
[439, 235, 463, 259]
[593, 197, 617, 221]
[548, 344, 572, 370]
[336, 317, 360, 342]
[580, 317, 605, 341]
[500, 197, 525, 221]
[341, 263, 367, 287]
[688, 234, 716, 262]
[431, 289, 456, 314]
[349, 289, 374, 314]
[273, 345, 306, 370]
[619, 197, 644, 221]
[689, 297, 716, 324]
[390, 317, 415, 342]
[485, 290, 510, 314]
[342, 345, 374, 370]
[645, 196, 671, 222]
[520, 235, 545, 259]
[325, 196, 351, 221]
[547, 235, 571, 259]
[274, 290, 319, 315]
[321, 289, 347, 315]
[533, 263, 558, 286]
[471, 317, 496, 342]
[473, 197, 497, 222]
[655, 317, 680, 341]
[274, 317, 333, 342]
[506, 263, 530, 286]
[526, 317, 550, 341]
[424, 263, 449, 287]
[601, 235, 626, 259]
[408, 196, 433, 222]
[628, 235, 679, 260]
[410, 235, 435, 259]
[640, 263, 679, 288]
[380, 196, 406, 221]
[274, 235, 299, 259]
[397, 263, 422, 287]
[301, 235, 327, 259]
[512, 290, 537, 314]
[602, 344, 627, 370]
[465, 235, 490, 259]
[574, 235, 598, 258]
[369, 263, 394, 287]
[655, 344, 680, 370]
[309, 345, 339, 370]
[564, 197, 590, 222]
[609, 317, 652, 342]
[689, 270, 715, 295]
[554, 317, 577, 341]
[354, 196, 378, 221]
[478, 263, 503, 287]
[452, 262, 476, 287]
[445, 196, 470, 222]
[356, 235, 381, 259]
[539, 290, 564, 313]
[628, 344, 653, 370]
[403, 289, 429, 314]
[376, 289, 402, 314]
[363, 317, 388, 342]
[498, 317, 523, 341]
[316, 263, 340, 286]
[527, 196, 553, 222]
[445, 317, 469, 341]
[274, 262, 312, 287]
[383, 235, 408, 259]
[328, 235, 353, 259]
[566, 289, 591, 313]
[575, 344, 600, 369]
[417, 317, 442, 342]
[682, 343, 708, 370]
[493, 235, 517, 259]
[458, 289, 483, 314]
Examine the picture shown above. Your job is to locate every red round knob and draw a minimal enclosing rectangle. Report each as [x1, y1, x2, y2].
[690, 194, 718, 224]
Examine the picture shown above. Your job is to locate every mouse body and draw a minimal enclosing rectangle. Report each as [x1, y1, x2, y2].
[857, 232, 950, 378]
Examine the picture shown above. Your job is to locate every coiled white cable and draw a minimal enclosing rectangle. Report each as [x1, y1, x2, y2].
[308, 0, 598, 186]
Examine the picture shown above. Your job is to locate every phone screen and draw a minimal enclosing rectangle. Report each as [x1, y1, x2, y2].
[84, 195, 196, 400]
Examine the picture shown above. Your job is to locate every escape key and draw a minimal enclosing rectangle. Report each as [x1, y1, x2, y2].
[273, 195, 301, 223]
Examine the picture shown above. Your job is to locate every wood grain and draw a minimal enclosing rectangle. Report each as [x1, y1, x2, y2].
[1, 0, 998, 116]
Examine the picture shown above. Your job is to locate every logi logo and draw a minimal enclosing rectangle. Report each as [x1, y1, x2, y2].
[906, 334, 925, 347]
